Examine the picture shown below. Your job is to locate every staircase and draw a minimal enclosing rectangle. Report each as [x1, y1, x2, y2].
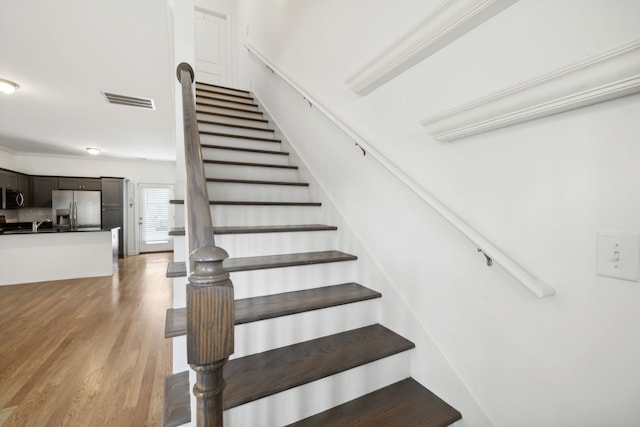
[163, 80, 462, 426]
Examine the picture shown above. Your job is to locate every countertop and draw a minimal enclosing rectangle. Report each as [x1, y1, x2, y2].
[0, 226, 118, 235]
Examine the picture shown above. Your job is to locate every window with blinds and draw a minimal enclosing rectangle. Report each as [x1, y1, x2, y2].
[141, 187, 171, 244]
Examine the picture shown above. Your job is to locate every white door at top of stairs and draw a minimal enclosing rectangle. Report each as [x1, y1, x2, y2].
[194, 9, 231, 86]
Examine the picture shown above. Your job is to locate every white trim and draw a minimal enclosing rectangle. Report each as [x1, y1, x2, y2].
[246, 44, 555, 299]
[345, 0, 519, 96]
[421, 40, 640, 142]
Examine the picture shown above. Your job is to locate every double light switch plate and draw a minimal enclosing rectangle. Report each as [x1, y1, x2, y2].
[596, 232, 640, 282]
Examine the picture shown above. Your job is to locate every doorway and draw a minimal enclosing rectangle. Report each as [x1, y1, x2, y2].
[194, 9, 231, 85]
[138, 184, 174, 253]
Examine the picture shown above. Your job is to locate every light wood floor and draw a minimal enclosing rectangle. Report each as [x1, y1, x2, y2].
[0, 252, 173, 426]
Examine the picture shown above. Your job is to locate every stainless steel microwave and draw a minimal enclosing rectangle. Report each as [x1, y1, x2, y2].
[1, 188, 25, 209]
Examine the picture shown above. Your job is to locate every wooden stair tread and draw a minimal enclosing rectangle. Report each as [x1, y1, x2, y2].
[196, 110, 269, 123]
[166, 261, 186, 278]
[201, 144, 288, 156]
[166, 250, 357, 278]
[225, 250, 356, 272]
[197, 103, 264, 115]
[170, 200, 321, 206]
[165, 283, 381, 337]
[223, 324, 415, 409]
[197, 119, 274, 132]
[196, 98, 260, 112]
[199, 130, 280, 142]
[203, 159, 295, 169]
[196, 88, 254, 101]
[195, 82, 251, 95]
[196, 93, 257, 106]
[162, 371, 190, 427]
[169, 224, 337, 236]
[206, 178, 309, 187]
[287, 378, 462, 427]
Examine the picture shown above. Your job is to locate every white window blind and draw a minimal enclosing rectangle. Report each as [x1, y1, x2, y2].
[141, 187, 170, 244]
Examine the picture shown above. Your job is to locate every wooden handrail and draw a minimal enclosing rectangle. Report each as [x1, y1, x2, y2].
[177, 62, 234, 426]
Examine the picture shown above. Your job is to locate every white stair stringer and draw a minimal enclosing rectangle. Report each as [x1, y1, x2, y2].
[223, 351, 412, 427]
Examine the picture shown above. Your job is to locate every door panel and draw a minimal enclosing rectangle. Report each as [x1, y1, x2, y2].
[138, 184, 173, 253]
[195, 11, 229, 85]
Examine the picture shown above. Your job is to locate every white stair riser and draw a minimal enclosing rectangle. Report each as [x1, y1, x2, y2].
[207, 182, 310, 202]
[197, 113, 271, 130]
[198, 122, 275, 139]
[196, 90, 254, 104]
[173, 236, 187, 262]
[229, 261, 358, 299]
[197, 97, 260, 112]
[200, 134, 282, 151]
[210, 205, 325, 227]
[204, 163, 300, 181]
[173, 336, 187, 374]
[196, 85, 250, 97]
[223, 352, 412, 427]
[198, 104, 263, 119]
[202, 147, 290, 165]
[216, 230, 336, 258]
[233, 299, 379, 359]
[173, 276, 188, 307]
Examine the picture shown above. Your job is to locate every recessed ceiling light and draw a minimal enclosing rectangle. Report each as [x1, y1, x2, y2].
[86, 147, 101, 155]
[0, 79, 19, 94]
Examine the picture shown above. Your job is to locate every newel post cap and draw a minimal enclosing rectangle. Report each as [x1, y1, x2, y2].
[189, 245, 230, 285]
[176, 62, 195, 83]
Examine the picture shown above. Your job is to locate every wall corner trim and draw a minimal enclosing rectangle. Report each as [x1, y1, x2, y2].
[345, 0, 519, 96]
[421, 40, 640, 142]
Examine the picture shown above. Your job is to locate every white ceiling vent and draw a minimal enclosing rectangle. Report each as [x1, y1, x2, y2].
[103, 92, 155, 110]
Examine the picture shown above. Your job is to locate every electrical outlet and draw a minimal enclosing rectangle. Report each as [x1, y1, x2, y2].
[596, 232, 640, 282]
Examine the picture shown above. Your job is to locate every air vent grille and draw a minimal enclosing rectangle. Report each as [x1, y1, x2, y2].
[103, 92, 155, 110]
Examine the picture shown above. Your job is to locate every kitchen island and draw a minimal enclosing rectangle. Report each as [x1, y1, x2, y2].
[0, 227, 119, 286]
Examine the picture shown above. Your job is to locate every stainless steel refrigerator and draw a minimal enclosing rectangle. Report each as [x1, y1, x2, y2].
[52, 190, 101, 229]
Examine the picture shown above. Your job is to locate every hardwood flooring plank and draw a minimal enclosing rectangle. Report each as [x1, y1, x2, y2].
[0, 252, 173, 427]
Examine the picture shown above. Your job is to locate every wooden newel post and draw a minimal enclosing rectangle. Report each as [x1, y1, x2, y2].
[187, 245, 234, 427]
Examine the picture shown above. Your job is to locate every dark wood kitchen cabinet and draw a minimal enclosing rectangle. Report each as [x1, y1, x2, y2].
[58, 177, 102, 191]
[17, 174, 30, 207]
[0, 169, 19, 189]
[30, 176, 59, 208]
[101, 177, 125, 257]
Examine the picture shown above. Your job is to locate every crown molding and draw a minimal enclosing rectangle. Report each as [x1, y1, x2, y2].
[421, 40, 640, 142]
[345, 0, 519, 96]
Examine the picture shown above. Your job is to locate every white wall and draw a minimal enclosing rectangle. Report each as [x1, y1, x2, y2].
[0, 147, 18, 170]
[14, 153, 175, 184]
[232, 1, 640, 426]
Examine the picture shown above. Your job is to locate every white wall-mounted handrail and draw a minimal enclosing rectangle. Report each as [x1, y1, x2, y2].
[245, 44, 555, 298]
